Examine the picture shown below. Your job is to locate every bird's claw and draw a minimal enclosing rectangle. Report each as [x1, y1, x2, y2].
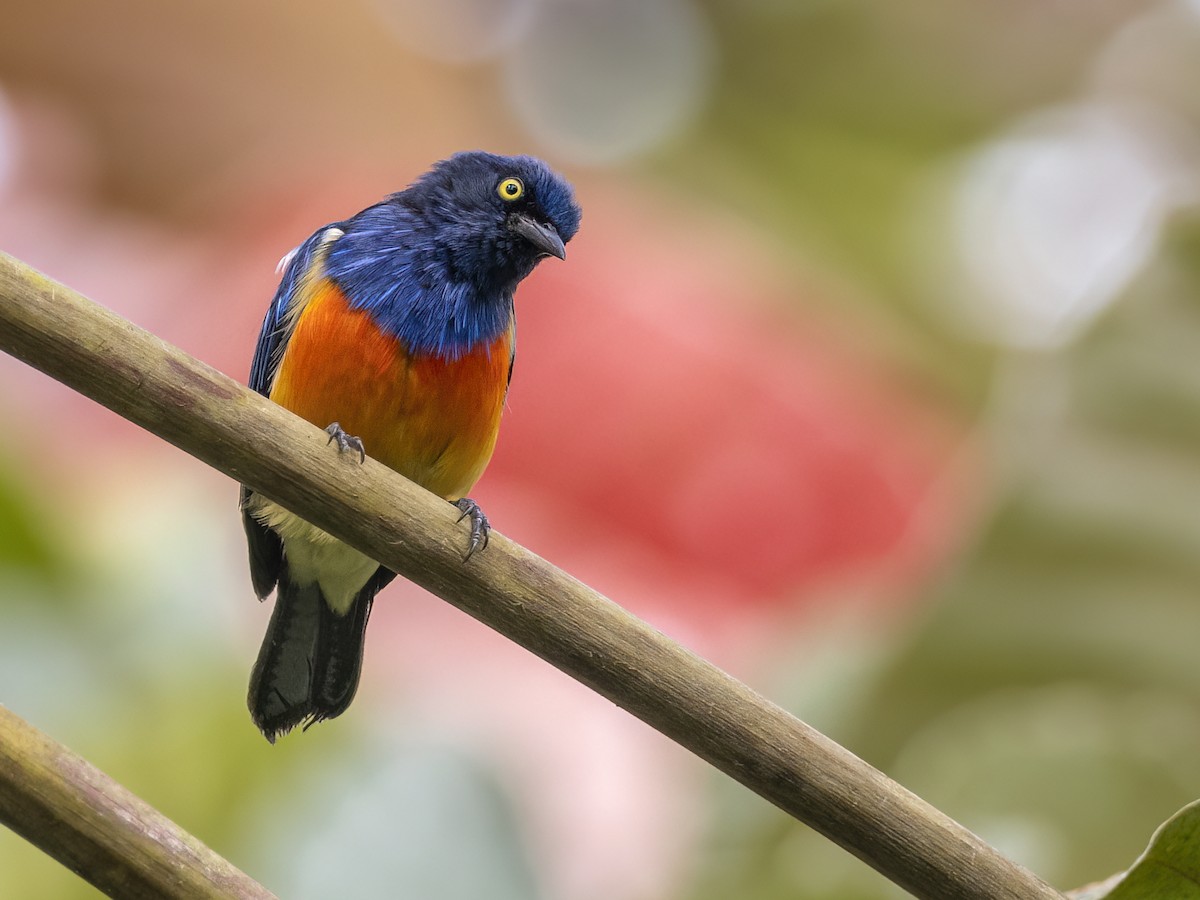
[325, 422, 365, 463]
[454, 498, 490, 561]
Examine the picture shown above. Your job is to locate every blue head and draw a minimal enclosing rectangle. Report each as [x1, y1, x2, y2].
[404, 151, 581, 276]
[325, 152, 581, 357]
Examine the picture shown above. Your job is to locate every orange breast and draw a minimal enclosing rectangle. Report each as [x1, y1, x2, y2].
[269, 280, 513, 500]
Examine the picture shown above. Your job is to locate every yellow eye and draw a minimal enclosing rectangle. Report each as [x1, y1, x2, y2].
[498, 177, 524, 201]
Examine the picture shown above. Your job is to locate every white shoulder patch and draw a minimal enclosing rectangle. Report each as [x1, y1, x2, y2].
[275, 246, 299, 275]
[274, 228, 342, 275]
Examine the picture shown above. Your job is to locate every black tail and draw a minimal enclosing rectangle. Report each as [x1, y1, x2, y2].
[248, 564, 388, 742]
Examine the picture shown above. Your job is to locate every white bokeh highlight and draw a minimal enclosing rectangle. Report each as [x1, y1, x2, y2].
[502, 0, 715, 165]
[941, 104, 1195, 348]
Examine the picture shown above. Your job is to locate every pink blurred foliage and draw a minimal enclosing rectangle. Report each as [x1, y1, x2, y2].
[0, 92, 268, 469]
[486, 190, 973, 614]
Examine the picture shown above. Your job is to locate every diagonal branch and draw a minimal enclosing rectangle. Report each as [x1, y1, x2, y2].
[0, 705, 276, 899]
[0, 251, 1064, 900]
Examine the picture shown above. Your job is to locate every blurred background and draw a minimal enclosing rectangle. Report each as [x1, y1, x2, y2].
[2, 0, 1200, 897]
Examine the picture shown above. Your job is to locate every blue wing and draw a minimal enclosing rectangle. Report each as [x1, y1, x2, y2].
[248, 225, 346, 396]
[241, 223, 346, 599]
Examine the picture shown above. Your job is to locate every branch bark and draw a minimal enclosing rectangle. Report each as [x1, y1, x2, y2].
[0, 251, 1064, 900]
[0, 705, 275, 899]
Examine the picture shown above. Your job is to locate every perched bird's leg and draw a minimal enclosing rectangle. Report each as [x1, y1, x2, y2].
[325, 422, 366, 463]
[454, 498, 490, 561]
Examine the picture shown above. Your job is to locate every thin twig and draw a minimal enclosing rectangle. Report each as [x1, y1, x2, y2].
[0, 251, 1064, 900]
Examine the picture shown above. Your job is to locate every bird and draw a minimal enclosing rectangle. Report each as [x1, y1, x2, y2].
[239, 151, 581, 742]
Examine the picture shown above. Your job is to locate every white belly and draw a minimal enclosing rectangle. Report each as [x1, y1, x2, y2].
[249, 497, 380, 615]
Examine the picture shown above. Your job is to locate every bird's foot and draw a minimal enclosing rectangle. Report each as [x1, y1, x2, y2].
[325, 422, 365, 463]
[454, 498, 490, 561]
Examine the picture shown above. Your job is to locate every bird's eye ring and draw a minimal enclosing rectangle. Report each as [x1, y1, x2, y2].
[498, 177, 524, 201]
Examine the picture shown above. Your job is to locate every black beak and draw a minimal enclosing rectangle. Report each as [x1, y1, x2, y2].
[509, 214, 566, 260]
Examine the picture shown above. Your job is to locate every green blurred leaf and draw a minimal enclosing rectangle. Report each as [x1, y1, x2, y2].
[1068, 802, 1200, 900]
[0, 454, 66, 579]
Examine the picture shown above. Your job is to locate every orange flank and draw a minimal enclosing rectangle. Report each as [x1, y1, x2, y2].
[269, 280, 513, 501]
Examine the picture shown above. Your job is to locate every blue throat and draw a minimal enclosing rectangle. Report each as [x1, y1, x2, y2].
[324, 203, 523, 359]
